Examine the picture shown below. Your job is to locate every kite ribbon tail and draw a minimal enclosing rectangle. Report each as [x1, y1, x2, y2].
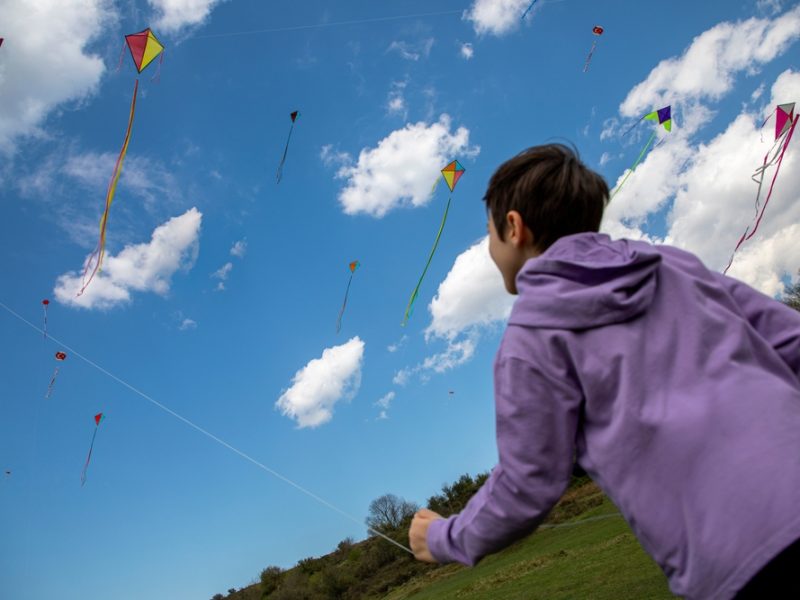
[276, 123, 295, 184]
[744, 115, 797, 242]
[43, 305, 48, 339]
[81, 426, 99, 487]
[336, 272, 354, 333]
[151, 52, 164, 83]
[583, 40, 597, 73]
[402, 195, 452, 326]
[78, 79, 138, 296]
[45, 367, 59, 399]
[609, 130, 656, 201]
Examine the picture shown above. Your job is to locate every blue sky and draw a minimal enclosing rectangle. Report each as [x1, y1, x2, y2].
[1, 0, 799, 598]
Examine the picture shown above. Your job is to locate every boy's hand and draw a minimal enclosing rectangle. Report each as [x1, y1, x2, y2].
[409, 509, 444, 563]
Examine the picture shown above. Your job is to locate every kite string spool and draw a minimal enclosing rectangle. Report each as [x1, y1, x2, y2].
[0, 300, 412, 555]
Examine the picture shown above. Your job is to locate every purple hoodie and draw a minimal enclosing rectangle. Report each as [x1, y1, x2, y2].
[427, 232, 800, 600]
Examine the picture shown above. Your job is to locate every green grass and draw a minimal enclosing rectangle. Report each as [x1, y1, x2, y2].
[381, 497, 678, 600]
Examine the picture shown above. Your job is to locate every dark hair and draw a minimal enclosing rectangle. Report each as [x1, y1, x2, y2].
[483, 143, 609, 252]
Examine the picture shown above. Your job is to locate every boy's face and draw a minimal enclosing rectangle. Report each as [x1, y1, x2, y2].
[487, 211, 540, 295]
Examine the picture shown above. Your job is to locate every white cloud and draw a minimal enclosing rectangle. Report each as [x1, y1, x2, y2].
[148, 0, 226, 32]
[386, 81, 408, 118]
[464, 0, 529, 36]
[321, 145, 352, 169]
[179, 318, 197, 330]
[460, 43, 474, 60]
[387, 39, 434, 61]
[387, 335, 408, 353]
[211, 261, 233, 291]
[54, 208, 202, 310]
[426, 237, 515, 340]
[0, 0, 114, 153]
[618, 5, 800, 129]
[230, 239, 247, 258]
[335, 115, 479, 217]
[276, 337, 365, 428]
[375, 391, 396, 419]
[599, 152, 613, 166]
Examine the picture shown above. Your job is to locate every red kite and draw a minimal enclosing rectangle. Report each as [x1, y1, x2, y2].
[584, 26, 604, 72]
[42, 299, 49, 338]
[80, 29, 164, 295]
[46, 352, 67, 398]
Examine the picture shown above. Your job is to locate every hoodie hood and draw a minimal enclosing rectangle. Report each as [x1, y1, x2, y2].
[509, 232, 661, 329]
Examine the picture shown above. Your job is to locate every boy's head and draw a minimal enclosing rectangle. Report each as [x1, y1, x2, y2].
[484, 143, 609, 294]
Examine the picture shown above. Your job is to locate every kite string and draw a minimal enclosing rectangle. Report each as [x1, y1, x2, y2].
[336, 272, 354, 333]
[0, 300, 412, 555]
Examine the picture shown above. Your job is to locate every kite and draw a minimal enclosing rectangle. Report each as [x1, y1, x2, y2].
[276, 111, 299, 184]
[0, 39, 4, 47]
[724, 103, 797, 274]
[610, 106, 671, 201]
[402, 160, 465, 326]
[45, 351, 67, 399]
[336, 260, 360, 333]
[42, 299, 49, 338]
[79, 28, 164, 295]
[521, 0, 539, 20]
[583, 26, 604, 72]
[81, 413, 105, 486]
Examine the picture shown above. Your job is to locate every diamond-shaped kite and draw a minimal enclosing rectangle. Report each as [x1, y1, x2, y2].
[125, 28, 164, 73]
[610, 105, 671, 200]
[441, 160, 465, 192]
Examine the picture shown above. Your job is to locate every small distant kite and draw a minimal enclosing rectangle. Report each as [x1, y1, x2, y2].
[45, 351, 67, 399]
[724, 103, 797, 273]
[403, 160, 465, 326]
[81, 413, 105, 486]
[610, 106, 671, 201]
[42, 299, 49, 338]
[583, 26, 604, 72]
[79, 28, 164, 295]
[0, 39, 4, 48]
[276, 111, 299, 184]
[336, 260, 360, 333]
[521, 0, 539, 20]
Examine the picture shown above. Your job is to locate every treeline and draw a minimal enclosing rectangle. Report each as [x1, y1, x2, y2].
[213, 470, 593, 600]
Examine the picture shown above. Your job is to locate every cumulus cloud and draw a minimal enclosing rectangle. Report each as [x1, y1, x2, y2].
[0, 0, 113, 153]
[394, 237, 514, 385]
[335, 115, 479, 217]
[617, 5, 800, 129]
[276, 337, 365, 428]
[460, 43, 474, 60]
[464, 0, 529, 36]
[54, 208, 202, 310]
[148, 0, 226, 32]
[230, 239, 247, 258]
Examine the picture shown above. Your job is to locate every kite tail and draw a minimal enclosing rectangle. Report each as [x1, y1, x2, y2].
[743, 115, 797, 242]
[45, 367, 59, 399]
[151, 52, 164, 83]
[43, 305, 48, 339]
[583, 40, 597, 73]
[724, 115, 797, 274]
[79, 79, 138, 296]
[81, 426, 99, 486]
[609, 130, 657, 201]
[336, 272, 355, 333]
[520, 0, 538, 20]
[402, 195, 452, 326]
[276, 123, 295, 184]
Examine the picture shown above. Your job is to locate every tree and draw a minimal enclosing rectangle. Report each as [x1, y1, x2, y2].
[260, 566, 284, 597]
[365, 494, 418, 534]
[211, 595, 224, 600]
[782, 275, 800, 312]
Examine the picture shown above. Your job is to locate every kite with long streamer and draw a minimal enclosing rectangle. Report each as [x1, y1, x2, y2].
[79, 29, 164, 295]
[724, 103, 797, 274]
[81, 413, 105, 486]
[45, 351, 67, 399]
[42, 299, 49, 338]
[402, 160, 465, 326]
[583, 26, 604, 72]
[276, 111, 299, 183]
[610, 106, 671, 201]
[336, 260, 360, 333]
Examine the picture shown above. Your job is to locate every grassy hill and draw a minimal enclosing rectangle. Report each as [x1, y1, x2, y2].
[215, 479, 677, 600]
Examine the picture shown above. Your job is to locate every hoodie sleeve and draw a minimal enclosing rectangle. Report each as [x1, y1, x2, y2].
[713, 273, 800, 380]
[427, 342, 583, 566]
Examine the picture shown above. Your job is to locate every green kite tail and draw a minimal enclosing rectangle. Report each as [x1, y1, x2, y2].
[609, 130, 657, 201]
[402, 195, 452, 326]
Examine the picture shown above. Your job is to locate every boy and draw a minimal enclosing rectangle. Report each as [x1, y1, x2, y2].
[409, 144, 800, 599]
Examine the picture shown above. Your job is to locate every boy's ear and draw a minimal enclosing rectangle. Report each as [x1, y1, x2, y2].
[506, 211, 531, 247]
